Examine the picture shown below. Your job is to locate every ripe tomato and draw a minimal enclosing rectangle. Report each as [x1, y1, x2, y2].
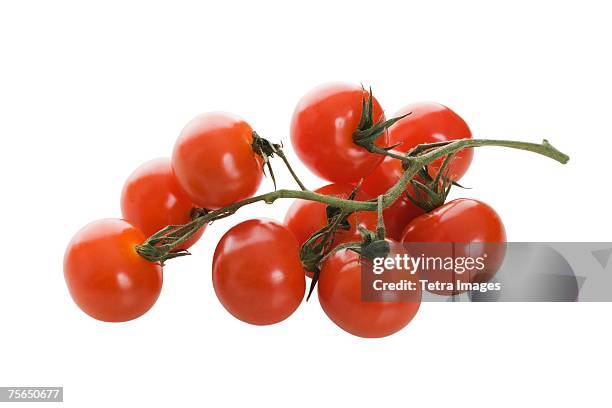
[121, 158, 204, 251]
[389, 102, 473, 181]
[318, 244, 421, 338]
[361, 155, 425, 240]
[212, 219, 306, 325]
[401, 199, 506, 295]
[64, 219, 163, 322]
[172, 112, 263, 209]
[401, 198, 505, 243]
[290, 83, 388, 183]
[284, 183, 377, 248]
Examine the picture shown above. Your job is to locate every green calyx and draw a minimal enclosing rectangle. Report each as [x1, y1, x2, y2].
[251, 131, 282, 190]
[251, 131, 307, 191]
[301, 184, 367, 300]
[352, 87, 409, 158]
[405, 153, 464, 212]
[349, 225, 390, 260]
[349, 195, 390, 260]
[300, 188, 361, 274]
[136, 224, 197, 265]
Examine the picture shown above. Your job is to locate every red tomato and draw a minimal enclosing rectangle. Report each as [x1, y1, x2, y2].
[389, 102, 473, 181]
[401, 199, 506, 295]
[121, 158, 204, 251]
[318, 244, 421, 338]
[361, 155, 425, 240]
[284, 183, 376, 248]
[64, 219, 163, 322]
[212, 219, 306, 325]
[172, 112, 263, 209]
[290, 83, 388, 183]
[401, 199, 505, 243]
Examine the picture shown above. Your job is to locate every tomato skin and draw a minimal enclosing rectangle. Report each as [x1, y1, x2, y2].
[401, 199, 506, 295]
[212, 219, 306, 325]
[172, 112, 263, 209]
[361, 155, 425, 240]
[284, 183, 376, 248]
[401, 199, 505, 243]
[121, 158, 204, 251]
[64, 219, 163, 322]
[389, 102, 473, 181]
[318, 244, 421, 338]
[378, 196, 424, 242]
[290, 83, 388, 183]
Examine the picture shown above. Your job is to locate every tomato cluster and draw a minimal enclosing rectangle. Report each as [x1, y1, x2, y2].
[64, 82, 505, 338]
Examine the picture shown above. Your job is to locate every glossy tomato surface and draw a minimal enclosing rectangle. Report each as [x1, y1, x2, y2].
[290, 83, 388, 183]
[284, 183, 376, 248]
[401, 199, 506, 295]
[121, 158, 204, 251]
[401, 198, 505, 243]
[361, 155, 425, 240]
[212, 219, 306, 325]
[64, 219, 163, 322]
[172, 112, 263, 209]
[389, 102, 473, 181]
[318, 244, 421, 338]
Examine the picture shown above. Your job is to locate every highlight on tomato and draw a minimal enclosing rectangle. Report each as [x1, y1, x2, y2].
[121, 158, 204, 251]
[318, 243, 421, 338]
[389, 102, 473, 181]
[64, 219, 163, 322]
[212, 219, 306, 325]
[401, 198, 506, 295]
[172, 112, 264, 209]
[290, 82, 388, 183]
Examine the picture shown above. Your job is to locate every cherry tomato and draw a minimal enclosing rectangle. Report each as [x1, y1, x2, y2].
[284, 183, 377, 248]
[64, 219, 163, 322]
[290, 83, 388, 183]
[361, 155, 425, 240]
[389, 102, 473, 181]
[172, 112, 263, 209]
[401, 198, 505, 243]
[121, 158, 204, 251]
[212, 219, 306, 325]
[401, 199, 506, 295]
[318, 244, 421, 338]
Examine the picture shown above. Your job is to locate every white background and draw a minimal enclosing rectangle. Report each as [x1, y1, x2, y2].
[1, 1, 610, 407]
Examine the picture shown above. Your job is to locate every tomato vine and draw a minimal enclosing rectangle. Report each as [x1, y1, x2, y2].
[137, 137, 569, 264]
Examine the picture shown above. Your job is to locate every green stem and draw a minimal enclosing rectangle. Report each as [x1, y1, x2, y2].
[137, 138, 568, 263]
[368, 145, 409, 161]
[275, 149, 307, 191]
[320, 241, 362, 263]
[419, 138, 569, 164]
[376, 195, 385, 239]
[379, 138, 569, 209]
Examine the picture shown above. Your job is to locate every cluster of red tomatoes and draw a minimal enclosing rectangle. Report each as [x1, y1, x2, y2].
[64, 82, 505, 338]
